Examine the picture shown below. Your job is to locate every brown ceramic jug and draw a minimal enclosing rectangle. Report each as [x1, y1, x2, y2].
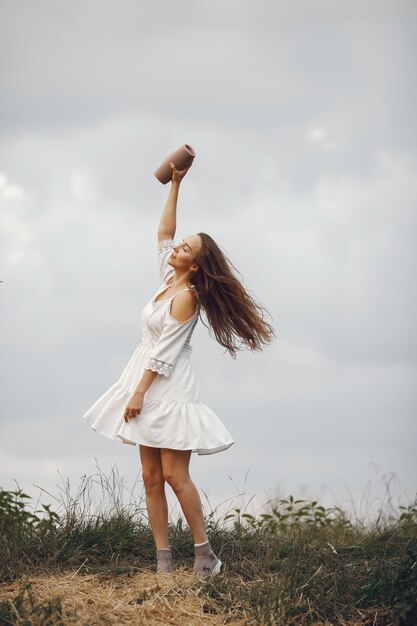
[154, 144, 196, 184]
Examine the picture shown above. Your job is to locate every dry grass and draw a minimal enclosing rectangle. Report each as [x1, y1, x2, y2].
[0, 568, 249, 626]
[0, 568, 391, 626]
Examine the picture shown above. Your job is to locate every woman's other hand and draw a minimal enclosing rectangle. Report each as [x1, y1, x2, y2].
[170, 161, 192, 184]
[124, 391, 144, 422]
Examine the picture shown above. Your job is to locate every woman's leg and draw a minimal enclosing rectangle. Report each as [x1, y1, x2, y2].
[160, 448, 208, 544]
[138, 444, 169, 549]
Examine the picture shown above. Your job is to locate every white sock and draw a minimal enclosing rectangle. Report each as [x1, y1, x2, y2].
[194, 540, 209, 547]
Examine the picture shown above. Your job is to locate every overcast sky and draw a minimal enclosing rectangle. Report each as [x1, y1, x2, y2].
[1, 0, 416, 524]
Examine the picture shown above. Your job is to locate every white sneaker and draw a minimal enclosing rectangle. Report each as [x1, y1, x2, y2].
[193, 541, 222, 575]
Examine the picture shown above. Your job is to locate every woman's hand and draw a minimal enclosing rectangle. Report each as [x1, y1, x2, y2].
[124, 391, 144, 422]
[170, 161, 192, 184]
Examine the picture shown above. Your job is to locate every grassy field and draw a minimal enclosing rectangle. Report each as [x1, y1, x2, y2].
[0, 466, 416, 626]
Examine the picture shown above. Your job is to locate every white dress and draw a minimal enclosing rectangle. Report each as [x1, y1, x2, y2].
[82, 238, 235, 455]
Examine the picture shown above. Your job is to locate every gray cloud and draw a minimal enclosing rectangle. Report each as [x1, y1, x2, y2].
[1, 0, 416, 519]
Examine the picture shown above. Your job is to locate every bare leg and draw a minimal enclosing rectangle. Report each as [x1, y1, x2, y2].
[139, 444, 169, 549]
[160, 448, 208, 544]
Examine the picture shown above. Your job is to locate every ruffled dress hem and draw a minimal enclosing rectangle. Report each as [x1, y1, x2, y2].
[83, 380, 235, 456]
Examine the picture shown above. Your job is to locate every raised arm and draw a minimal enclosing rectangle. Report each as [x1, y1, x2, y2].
[157, 162, 193, 242]
[157, 178, 179, 241]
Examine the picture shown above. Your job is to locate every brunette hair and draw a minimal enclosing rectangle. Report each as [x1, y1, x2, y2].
[188, 232, 276, 358]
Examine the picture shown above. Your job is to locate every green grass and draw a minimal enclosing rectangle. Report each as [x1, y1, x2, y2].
[0, 464, 416, 625]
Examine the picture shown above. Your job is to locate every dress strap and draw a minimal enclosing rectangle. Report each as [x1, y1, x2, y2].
[169, 287, 191, 302]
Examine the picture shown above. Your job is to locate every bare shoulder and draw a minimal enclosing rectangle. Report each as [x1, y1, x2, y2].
[169, 289, 198, 322]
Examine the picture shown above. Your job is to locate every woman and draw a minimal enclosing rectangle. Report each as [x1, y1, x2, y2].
[83, 161, 275, 575]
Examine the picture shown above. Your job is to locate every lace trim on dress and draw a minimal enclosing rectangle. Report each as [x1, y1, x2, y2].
[158, 239, 175, 254]
[145, 357, 174, 377]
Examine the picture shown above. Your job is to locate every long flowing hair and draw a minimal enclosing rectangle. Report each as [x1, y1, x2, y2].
[188, 232, 276, 358]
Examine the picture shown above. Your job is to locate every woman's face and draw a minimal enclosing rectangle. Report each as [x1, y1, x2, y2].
[169, 234, 202, 273]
